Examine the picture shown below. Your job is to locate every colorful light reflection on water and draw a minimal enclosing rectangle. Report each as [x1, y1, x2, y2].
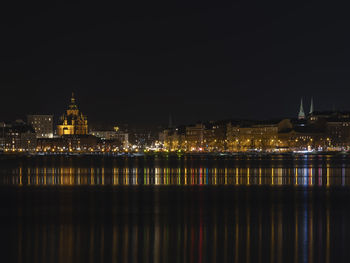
[2, 161, 349, 186]
[2, 155, 350, 263]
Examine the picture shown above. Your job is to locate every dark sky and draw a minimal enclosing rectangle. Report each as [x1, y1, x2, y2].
[1, 1, 350, 127]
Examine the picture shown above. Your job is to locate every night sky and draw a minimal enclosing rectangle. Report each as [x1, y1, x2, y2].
[1, 2, 350, 127]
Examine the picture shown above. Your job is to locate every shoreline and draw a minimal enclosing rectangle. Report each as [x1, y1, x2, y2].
[0, 150, 348, 158]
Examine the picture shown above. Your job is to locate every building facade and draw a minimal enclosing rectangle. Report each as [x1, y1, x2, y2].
[27, 115, 53, 138]
[185, 123, 205, 151]
[57, 93, 88, 136]
[0, 120, 37, 151]
[89, 129, 129, 149]
[226, 119, 293, 151]
[37, 135, 99, 152]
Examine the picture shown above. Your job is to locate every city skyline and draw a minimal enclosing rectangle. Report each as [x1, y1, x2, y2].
[2, 91, 350, 153]
[2, 3, 350, 263]
[4, 93, 350, 128]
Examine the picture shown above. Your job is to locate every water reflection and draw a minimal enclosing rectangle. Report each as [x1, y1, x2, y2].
[5, 187, 350, 263]
[2, 155, 350, 262]
[3, 165, 350, 186]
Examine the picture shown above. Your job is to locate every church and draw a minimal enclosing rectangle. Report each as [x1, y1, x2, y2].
[57, 93, 88, 136]
[298, 97, 314, 120]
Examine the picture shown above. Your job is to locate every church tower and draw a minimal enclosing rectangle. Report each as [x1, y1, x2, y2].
[309, 97, 314, 115]
[57, 93, 88, 136]
[298, 98, 305, 120]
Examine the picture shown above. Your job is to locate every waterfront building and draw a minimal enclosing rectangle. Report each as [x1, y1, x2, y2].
[161, 127, 185, 151]
[0, 120, 37, 151]
[27, 114, 53, 138]
[37, 135, 99, 152]
[186, 123, 205, 151]
[89, 127, 129, 149]
[159, 128, 173, 150]
[326, 120, 350, 148]
[227, 119, 293, 151]
[308, 110, 350, 148]
[203, 122, 227, 152]
[157, 98, 350, 152]
[226, 121, 241, 151]
[57, 93, 88, 136]
[90, 130, 118, 140]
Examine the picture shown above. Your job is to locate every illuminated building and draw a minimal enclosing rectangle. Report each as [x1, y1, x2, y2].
[298, 97, 314, 120]
[227, 119, 293, 151]
[57, 93, 88, 136]
[0, 120, 37, 151]
[89, 127, 129, 149]
[309, 97, 314, 115]
[27, 115, 53, 138]
[308, 110, 350, 149]
[156, 97, 350, 152]
[186, 123, 204, 150]
[161, 127, 184, 151]
[203, 122, 227, 151]
[37, 135, 99, 152]
[298, 98, 306, 120]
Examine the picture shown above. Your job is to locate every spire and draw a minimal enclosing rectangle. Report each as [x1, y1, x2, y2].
[309, 97, 314, 115]
[68, 92, 78, 111]
[71, 92, 75, 104]
[298, 98, 305, 120]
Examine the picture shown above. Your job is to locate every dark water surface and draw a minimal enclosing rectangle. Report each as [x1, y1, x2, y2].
[2, 154, 350, 262]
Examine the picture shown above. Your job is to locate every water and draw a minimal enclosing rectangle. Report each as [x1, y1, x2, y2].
[2, 154, 350, 262]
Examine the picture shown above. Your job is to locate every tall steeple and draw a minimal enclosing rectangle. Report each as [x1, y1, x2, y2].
[71, 92, 75, 104]
[298, 98, 305, 120]
[309, 97, 314, 115]
[68, 92, 78, 113]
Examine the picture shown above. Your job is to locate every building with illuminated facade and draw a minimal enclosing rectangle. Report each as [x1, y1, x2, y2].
[159, 98, 350, 152]
[161, 116, 333, 152]
[27, 114, 53, 138]
[89, 127, 129, 149]
[57, 93, 88, 136]
[0, 120, 37, 151]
